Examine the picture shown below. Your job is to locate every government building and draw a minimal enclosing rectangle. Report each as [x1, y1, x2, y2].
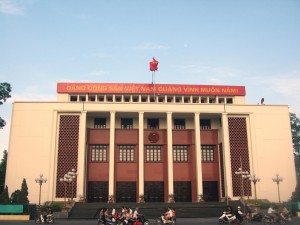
[5, 82, 296, 204]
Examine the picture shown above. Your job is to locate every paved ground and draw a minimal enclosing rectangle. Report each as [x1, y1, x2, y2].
[0, 217, 300, 225]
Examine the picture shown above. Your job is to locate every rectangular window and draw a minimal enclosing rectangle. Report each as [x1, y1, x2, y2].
[121, 118, 133, 129]
[173, 145, 188, 162]
[174, 119, 185, 129]
[146, 145, 162, 162]
[119, 145, 134, 162]
[147, 119, 159, 129]
[70, 96, 78, 102]
[201, 145, 214, 162]
[200, 119, 211, 129]
[94, 118, 106, 128]
[90, 145, 107, 162]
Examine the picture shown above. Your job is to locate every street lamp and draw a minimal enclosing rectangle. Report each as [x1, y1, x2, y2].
[235, 167, 249, 200]
[67, 168, 78, 202]
[60, 174, 72, 209]
[249, 174, 260, 204]
[242, 173, 251, 200]
[272, 174, 283, 203]
[35, 174, 47, 206]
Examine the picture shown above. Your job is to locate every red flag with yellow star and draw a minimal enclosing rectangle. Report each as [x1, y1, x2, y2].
[149, 57, 159, 71]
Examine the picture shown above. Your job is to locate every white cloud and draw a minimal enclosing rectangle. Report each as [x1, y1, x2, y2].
[88, 70, 109, 77]
[134, 43, 167, 50]
[7, 85, 56, 103]
[0, 0, 25, 15]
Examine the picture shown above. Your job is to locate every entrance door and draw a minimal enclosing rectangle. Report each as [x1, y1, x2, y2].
[174, 181, 192, 202]
[116, 182, 136, 202]
[144, 182, 164, 202]
[87, 181, 108, 202]
[203, 181, 219, 201]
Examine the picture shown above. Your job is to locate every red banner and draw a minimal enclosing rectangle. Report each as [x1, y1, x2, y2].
[57, 83, 246, 96]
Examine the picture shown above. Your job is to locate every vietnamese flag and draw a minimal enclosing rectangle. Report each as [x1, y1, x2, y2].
[149, 57, 159, 71]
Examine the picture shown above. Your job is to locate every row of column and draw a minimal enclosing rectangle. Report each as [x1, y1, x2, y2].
[76, 111, 234, 202]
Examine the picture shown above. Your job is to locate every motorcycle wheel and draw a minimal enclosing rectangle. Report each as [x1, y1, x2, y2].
[35, 218, 41, 224]
[262, 218, 271, 225]
[48, 218, 54, 224]
[279, 219, 286, 225]
[219, 219, 224, 224]
[144, 220, 150, 225]
[156, 218, 162, 225]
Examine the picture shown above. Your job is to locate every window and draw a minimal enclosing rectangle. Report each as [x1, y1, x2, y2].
[90, 145, 107, 162]
[226, 98, 233, 104]
[148, 119, 159, 129]
[174, 119, 185, 129]
[89, 96, 96, 102]
[70, 96, 77, 102]
[218, 98, 225, 104]
[94, 118, 106, 128]
[201, 97, 208, 103]
[200, 119, 211, 129]
[119, 145, 134, 162]
[146, 145, 161, 162]
[79, 96, 86, 102]
[209, 97, 216, 103]
[121, 118, 133, 129]
[173, 145, 188, 162]
[201, 145, 214, 162]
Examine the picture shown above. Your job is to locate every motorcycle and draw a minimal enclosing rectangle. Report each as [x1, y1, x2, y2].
[262, 214, 287, 225]
[35, 214, 54, 224]
[218, 212, 236, 224]
[133, 214, 150, 225]
[246, 212, 263, 222]
[156, 214, 176, 225]
[98, 213, 150, 225]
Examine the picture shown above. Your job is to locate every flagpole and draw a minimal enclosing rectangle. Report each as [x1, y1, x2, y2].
[153, 71, 156, 100]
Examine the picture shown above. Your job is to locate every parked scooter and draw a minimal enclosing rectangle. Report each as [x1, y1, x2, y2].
[35, 214, 54, 224]
[218, 212, 236, 224]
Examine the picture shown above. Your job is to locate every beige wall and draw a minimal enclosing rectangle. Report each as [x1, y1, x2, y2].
[5, 101, 296, 204]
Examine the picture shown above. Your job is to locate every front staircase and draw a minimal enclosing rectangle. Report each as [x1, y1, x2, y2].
[68, 201, 243, 219]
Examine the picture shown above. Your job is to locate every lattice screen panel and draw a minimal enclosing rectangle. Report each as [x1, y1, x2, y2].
[55, 115, 79, 198]
[228, 117, 252, 198]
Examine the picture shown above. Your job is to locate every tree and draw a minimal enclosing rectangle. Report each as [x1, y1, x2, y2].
[0, 82, 12, 129]
[0, 185, 10, 203]
[290, 113, 300, 154]
[10, 179, 29, 205]
[0, 150, 8, 193]
[290, 113, 300, 201]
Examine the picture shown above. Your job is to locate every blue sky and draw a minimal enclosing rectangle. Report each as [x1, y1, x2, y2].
[0, 0, 300, 152]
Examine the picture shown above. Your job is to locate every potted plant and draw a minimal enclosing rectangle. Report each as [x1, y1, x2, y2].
[198, 194, 205, 202]
[78, 194, 85, 203]
[108, 195, 115, 203]
[138, 194, 145, 203]
[168, 194, 175, 203]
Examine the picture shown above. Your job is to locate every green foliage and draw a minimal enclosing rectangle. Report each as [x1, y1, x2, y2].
[0, 186, 10, 204]
[10, 179, 29, 205]
[290, 113, 300, 201]
[41, 202, 63, 212]
[0, 83, 11, 105]
[290, 113, 300, 153]
[0, 82, 12, 129]
[0, 150, 7, 193]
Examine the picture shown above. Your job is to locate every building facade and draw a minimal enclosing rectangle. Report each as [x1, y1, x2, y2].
[5, 82, 296, 204]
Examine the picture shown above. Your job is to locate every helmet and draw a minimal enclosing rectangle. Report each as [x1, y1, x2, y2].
[237, 206, 241, 209]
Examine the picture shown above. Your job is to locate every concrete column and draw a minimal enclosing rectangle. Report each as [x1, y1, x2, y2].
[167, 112, 174, 197]
[194, 112, 203, 201]
[138, 112, 144, 197]
[109, 111, 116, 197]
[221, 113, 233, 200]
[77, 111, 87, 201]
